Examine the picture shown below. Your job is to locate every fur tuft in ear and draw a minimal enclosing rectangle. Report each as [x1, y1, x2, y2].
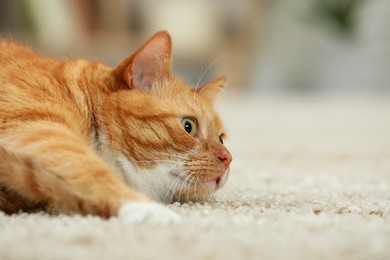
[196, 76, 227, 103]
[115, 31, 173, 92]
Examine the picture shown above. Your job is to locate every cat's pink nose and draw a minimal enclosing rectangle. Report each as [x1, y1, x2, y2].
[218, 150, 232, 170]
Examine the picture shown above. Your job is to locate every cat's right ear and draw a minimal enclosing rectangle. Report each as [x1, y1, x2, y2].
[196, 76, 227, 104]
[113, 31, 173, 92]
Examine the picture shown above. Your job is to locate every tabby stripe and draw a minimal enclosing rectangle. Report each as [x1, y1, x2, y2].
[4, 110, 70, 126]
[18, 129, 78, 147]
[24, 159, 43, 198]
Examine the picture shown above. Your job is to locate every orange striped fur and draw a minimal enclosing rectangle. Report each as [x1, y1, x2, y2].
[0, 31, 232, 217]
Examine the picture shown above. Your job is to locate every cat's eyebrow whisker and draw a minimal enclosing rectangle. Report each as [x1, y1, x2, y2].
[195, 58, 203, 90]
[195, 52, 234, 90]
[192, 58, 203, 102]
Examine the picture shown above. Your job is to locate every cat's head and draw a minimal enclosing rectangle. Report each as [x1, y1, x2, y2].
[100, 31, 232, 203]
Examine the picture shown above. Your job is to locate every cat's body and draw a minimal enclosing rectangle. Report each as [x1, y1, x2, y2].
[0, 31, 232, 219]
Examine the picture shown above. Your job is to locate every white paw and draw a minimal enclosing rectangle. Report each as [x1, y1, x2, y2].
[118, 202, 181, 224]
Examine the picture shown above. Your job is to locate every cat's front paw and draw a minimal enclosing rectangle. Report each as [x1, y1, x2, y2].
[118, 202, 181, 224]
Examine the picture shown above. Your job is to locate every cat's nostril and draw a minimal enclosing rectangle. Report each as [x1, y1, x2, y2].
[218, 150, 232, 169]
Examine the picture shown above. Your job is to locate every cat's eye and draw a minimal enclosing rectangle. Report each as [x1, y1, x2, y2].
[180, 118, 197, 137]
[219, 136, 224, 144]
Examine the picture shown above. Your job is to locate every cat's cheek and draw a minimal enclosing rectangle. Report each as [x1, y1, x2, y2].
[117, 202, 182, 224]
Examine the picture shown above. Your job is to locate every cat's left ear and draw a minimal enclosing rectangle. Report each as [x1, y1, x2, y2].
[114, 31, 172, 91]
[196, 76, 227, 103]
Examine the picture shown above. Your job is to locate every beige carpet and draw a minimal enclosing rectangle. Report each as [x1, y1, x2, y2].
[1, 96, 389, 260]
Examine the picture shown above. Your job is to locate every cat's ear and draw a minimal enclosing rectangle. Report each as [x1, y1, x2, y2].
[196, 76, 227, 103]
[115, 31, 172, 92]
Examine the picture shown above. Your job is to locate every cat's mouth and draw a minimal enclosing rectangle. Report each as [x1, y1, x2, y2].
[170, 170, 226, 186]
[166, 167, 229, 203]
[203, 170, 229, 190]
[200, 177, 220, 191]
[170, 169, 228, 192]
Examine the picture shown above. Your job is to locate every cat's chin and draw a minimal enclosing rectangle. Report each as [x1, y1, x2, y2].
[201, 170, 229, 191]
[200, 176, 221, 191]
[165, 170, 229, 203]
[188, 170, 230, 200]
[169, 170, 228, 192]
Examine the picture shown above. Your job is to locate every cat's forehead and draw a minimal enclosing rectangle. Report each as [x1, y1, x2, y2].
[197, 105, 224, 140]
[178, 89, 224, 134]
[158, 79, 225, 133]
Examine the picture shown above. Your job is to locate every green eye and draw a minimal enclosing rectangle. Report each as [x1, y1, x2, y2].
[180, 118, 197, 137]
[219, 136, 224, 144]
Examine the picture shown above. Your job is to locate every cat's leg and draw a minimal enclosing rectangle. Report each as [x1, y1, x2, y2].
[0, 184, 45, 214]
[0, 121, 179, 222]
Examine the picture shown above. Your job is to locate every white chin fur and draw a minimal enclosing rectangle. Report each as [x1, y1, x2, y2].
[116, 155, 180, 202]
[96, 132, 184, 202]
[95, 133, 223, 203]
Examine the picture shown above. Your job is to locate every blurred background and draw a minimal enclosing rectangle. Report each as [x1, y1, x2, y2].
[1, 0, 390, 96]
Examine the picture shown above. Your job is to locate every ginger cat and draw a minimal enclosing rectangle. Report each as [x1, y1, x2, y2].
[0, 31, 232, 221]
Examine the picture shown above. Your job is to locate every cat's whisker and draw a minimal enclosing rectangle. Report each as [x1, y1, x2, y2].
[186, 173, 196, 202]
[190, 172, 198, 203]
[178, 172, 193, 203]
[171, 174, 185, 203]
[191, 174, 198, 201]
[165, 170, 187, 203]
[168, 171, 186, 191]
[194, 174, 200, 202]
[195, 58, 204, 89]
[165, 175, 180, 203]
[195, 52, 234, 90]
[193, 58, 203, 102]
[176, 176, 186, 203]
